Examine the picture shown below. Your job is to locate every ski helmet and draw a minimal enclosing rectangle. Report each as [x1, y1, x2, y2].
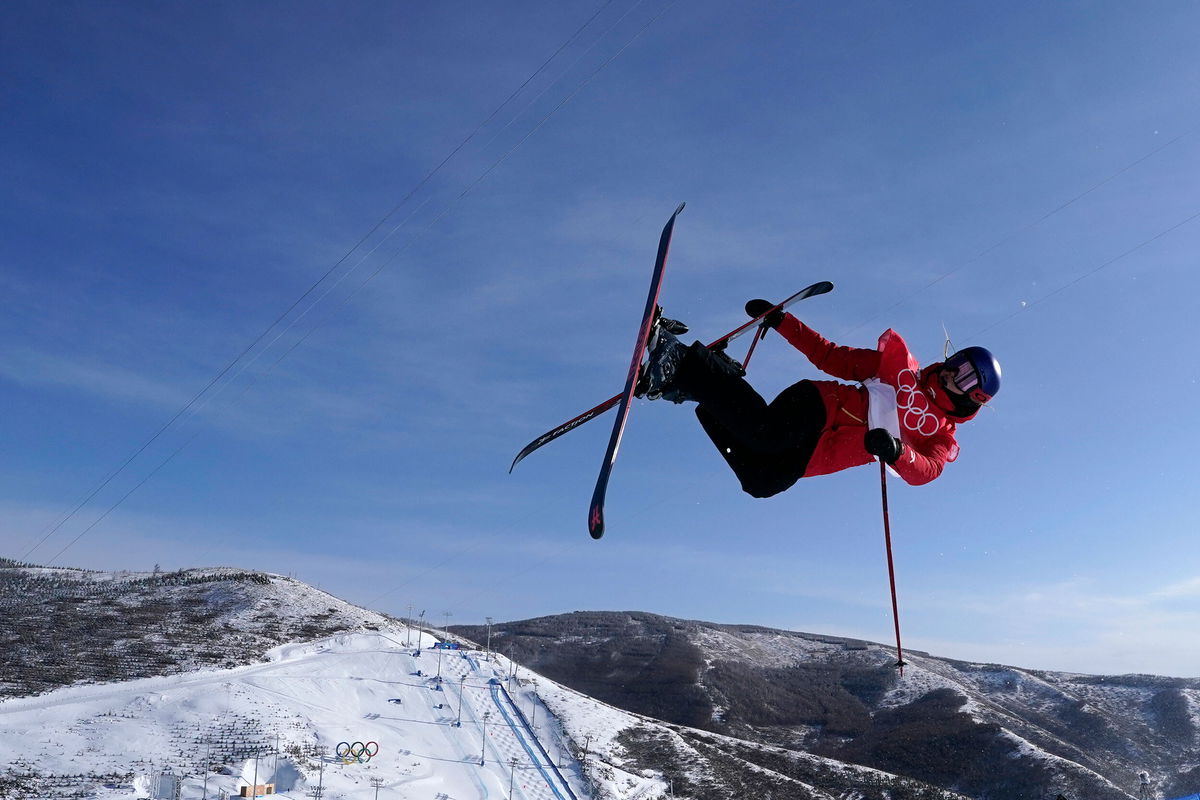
[943, 346, 1001, 405]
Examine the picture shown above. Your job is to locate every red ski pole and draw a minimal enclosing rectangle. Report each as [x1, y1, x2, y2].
[741, 324, 770, 368]
[879, 460, 906, 675]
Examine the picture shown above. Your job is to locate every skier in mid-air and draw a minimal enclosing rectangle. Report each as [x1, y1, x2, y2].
[637, 299, 1001, 498]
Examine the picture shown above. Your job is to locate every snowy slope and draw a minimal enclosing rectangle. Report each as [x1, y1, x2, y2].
[0, 629, 670, 799]
[0, 563, 680, 799]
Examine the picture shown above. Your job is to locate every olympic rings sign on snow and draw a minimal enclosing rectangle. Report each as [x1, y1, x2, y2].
[336, 741, 380, 764]
[894, 369, 941, 437]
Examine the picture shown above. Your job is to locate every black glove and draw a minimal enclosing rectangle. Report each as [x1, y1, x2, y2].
[745, 299, 785, 329]
[864, 428, 904, 465]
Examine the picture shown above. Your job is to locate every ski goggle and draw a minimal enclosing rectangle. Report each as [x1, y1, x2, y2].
[944, 357, 991, 404]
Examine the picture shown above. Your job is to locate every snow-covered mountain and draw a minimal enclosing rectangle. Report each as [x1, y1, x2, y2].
[1, 562, 1195, 800]
[452, 612, 1200, 800]
[0, 625, 666, 800]
[0, 563, 388, 699]
[0, 562, 666, 799]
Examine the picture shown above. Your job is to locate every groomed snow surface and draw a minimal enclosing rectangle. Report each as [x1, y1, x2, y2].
[0, 630, 667, 799]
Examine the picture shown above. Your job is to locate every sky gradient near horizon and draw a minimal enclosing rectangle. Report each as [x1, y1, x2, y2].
[4, 1, 1200, 677]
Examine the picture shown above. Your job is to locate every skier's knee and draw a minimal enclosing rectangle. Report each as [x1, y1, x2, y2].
[741, 482, 785, 499]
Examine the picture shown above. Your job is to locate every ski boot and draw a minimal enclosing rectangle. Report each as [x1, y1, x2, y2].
[635, 309, 690, 402]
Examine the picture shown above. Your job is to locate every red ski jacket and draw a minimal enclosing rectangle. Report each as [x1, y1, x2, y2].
[776, 315, 977, 486]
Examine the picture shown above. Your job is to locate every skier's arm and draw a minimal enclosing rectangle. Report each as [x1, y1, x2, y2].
[777, 315, 881, 381]
[890, 431, 957, 486]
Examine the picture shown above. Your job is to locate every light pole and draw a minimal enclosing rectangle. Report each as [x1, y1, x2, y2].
[370, 777, 384, 800]
[455, 674, 466, 727]
[480, 711, 491, 765]
[437, 610, 452, 681]
[485, 616, 493, 661]
[201, 733, 212, 799]
[305, 760, 325, 799]
[509, 757, 518, 799]
[530, 679, 538, 731]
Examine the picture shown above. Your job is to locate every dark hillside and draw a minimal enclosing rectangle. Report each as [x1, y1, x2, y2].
[0, 563, 391, 700]
[453, 611, 1200, 800]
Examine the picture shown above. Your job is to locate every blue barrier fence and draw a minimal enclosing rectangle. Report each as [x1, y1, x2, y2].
[492, 679, 580, 800]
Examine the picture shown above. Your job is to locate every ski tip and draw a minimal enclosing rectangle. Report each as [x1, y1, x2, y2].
[672, 201, 686, 217]
[588, 506, 605, 539]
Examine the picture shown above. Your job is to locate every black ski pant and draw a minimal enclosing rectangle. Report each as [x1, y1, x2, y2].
[675, 342, 826, 498]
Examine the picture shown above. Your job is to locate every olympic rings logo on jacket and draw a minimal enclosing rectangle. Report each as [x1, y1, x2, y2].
[895, 368, 941, 437]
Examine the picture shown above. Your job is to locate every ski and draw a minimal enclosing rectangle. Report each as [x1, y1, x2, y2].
[509, 280, 833, 474]
[588, 203, 686, 539]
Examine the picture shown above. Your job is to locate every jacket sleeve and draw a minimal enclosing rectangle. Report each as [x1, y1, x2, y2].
[892, 430, 957, 486]
[777, 315, 881, 381]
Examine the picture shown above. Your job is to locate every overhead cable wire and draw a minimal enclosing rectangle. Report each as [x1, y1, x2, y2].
[842, 126, 1197, 340]
[29, 0, 677, 566]
[21, 0, 620, 562]
[24, 15, 641, 560]
[969, 206, 1200, 340]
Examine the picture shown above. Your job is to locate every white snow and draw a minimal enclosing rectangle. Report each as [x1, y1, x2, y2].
[0, 629, 668, 800]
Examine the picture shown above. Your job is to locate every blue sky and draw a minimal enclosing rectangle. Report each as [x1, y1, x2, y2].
[4, 1, 1200, 677]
